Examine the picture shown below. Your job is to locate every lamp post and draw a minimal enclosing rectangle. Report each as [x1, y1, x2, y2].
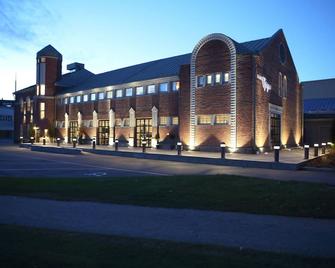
[304, 145, 309, 160]
[142, 140, 147, 153]
[274, 145, 280, 162]
[115, 139, 119, 151]
[30, 136, 34, 145]
[177, 142, 182, 156]
[72, 138, 77, 148]
[92, 137, 96, 150]
[321, 143, 326, 154]
[56, 138, 61, 147]
[314, 144, 319, 157]
[19, 136, 23, 144]
[42, 137, 46, 145]
[220, 142, 226, 159]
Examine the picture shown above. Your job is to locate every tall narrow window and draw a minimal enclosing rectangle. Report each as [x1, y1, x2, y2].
[76, 95, 81, 103]
[283, 75, 287, 98]
[224, 72, 230, 83]
[147, 85, 156, 94]
[40, 85, 45, 95]
[116, 89, 123, 98]
[107, 91, 113, 99]
[98, 92, 105, 100]
[64, 98, 68, 104]
[90, 93, 96, 101]
[172, 81, 180, 91]
[215, 73, 221, 84]
[83, 94, 88, 102]
[40, 102, 45, 119]
[136, 86, 144, 95]
[70, 96, 74, 103]
[197, 76, 205, 87]
[206, 74, 213, 85]
[278, 72, 282, 97]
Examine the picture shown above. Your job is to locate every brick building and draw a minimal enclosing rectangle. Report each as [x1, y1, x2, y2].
[14, 29, 302, 152]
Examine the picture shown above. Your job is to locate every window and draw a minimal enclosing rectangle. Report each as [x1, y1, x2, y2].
[172, 117, 179, 125]
[160, 116, 168, 126]
[20, 99, 24, 112]
[126, 88, 133, 96]
[64, 98, 68, 104]
[40, 102, 45, 119]
[115, 118, 122, 126]
[90, 93, 96, 101]
[83, 94, 88, 102]
[107, 91, 113, 99]
[215, 114, 230, 125]
[116, 89, 123, 98]
[224, 72, 230, 83]
[76, 95, 81, 103]
[26, 97, 30, 111]
[98, 92, 105, 100]
[36, 85, 40, 96]
[70, 96, 74, 103]
[215, 73, 221, 84]
[159, 82, 168, 92]
[197, 76, 205, 87]
[40, 84, 45, 95]
[206, 74, 213, 85]
[283, 75, 287, 98]
[198, 115, 211, 125]
[147, 85, 155, 94]
[172, 81, 180, 91]
[278, 72, 282, 97]
[136, 86, 144, 95]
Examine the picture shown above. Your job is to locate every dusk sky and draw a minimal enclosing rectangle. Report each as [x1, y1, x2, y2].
[1, 0, 334, 100]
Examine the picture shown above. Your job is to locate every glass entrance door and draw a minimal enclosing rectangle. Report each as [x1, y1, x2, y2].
[135, 118, 152, 147]
[270, 113, 281, 147]
[69, 121, 78, 143]
[98, 120, 109, 145]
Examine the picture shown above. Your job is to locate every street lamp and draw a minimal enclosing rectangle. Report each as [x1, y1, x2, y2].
[220, 142, 226, 159]
[177, 141, 182, 156]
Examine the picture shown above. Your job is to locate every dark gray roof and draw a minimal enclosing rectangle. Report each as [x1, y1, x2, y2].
[55, 69, 94, 88]
[304, 98, 335, 114]
[302, 78, 335, 100]
[51, 30, 281, 95]
[13, 85, 35, 95]
[37, 45, 62, 59]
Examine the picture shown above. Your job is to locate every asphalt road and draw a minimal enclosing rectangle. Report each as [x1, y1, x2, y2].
[0, 145, 334, 184]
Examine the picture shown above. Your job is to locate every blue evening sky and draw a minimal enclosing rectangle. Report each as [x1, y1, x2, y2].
[1, 0, 334, 100]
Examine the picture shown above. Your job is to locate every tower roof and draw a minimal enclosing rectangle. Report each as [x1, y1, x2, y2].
[36, 44, 62, 60]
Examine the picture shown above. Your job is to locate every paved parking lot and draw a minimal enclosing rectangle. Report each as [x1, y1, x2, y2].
[0, 145, 334, 184]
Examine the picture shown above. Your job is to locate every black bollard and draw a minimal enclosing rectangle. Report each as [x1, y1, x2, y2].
[30, 137, 34, 145]
[42, 137, 46, 145]
[142, 140, 147, 153]
[92, 138, 96, 150]
[56, 138, 61, 147]
[19, 136, 23, 144]
[72, 138, 77, 148]
[274, 145, 280, 162]
[304, 145, 309, 160]
[177, 142, 182, 156]
[115, 139, 119, 151]
[220, 142, 226, 159]
[321, 143, 326, 154]
[314, 144, 319, 157]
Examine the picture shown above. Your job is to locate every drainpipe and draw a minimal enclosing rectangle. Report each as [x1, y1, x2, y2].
[251, 55, 257, 152]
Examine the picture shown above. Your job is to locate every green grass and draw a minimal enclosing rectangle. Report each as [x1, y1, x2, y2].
[0, 175, 334, 218]
[1, 224, 334, 268]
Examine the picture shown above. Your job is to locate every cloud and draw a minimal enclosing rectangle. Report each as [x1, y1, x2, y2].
[0, 0, 55, 52]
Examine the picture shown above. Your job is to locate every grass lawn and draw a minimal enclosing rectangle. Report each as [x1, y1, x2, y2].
[0, 175, 334, 218]
[1, 224, 334, 268]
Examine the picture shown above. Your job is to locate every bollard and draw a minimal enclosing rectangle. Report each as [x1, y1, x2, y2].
[314, 144, 319, 157]
[56, 138, 61, 147]
[30, 136, 34, 145]
[321, 143, 326, 154]
[220, 142, 226, 159]
[19, 136, 23, 144]
[274, 145, 280, 162]
[72, 138, 77, 148]
[177, 142, 182, 156]
[92, 137, 96, 150]
[142, 140, 147, 153]
[304, 145, 309, 159]
[42, 137, 46, 145]
[115, 139, 119, 151]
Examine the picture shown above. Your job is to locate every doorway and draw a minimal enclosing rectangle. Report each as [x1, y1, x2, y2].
[270, 113, 281, 147]
[69, 121, 78, 143]
[98, 120, 109, 145]
[135, 118, 152, 147]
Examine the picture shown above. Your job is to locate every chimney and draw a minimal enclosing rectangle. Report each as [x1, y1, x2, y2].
[67, 62, 85, 72]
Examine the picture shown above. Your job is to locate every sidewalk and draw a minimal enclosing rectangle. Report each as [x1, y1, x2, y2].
[1, 195, 334, 258]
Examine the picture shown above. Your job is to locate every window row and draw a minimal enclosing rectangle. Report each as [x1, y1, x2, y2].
[197, 72, 230, 88]
[61, 81, 180, 105]
[0, 115, 13, 121]
[159, 116, 179, 126]
[278, 72, 287, 98]
[197, 114, 230, 125]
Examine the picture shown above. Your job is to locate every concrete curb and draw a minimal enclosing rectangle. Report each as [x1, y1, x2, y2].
[83, 148, 302, 170]
[20, 144, 82, 155]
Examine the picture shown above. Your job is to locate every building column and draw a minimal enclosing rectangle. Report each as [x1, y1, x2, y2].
[92, 110, 98, 142]
[77, 111, 82, 141]
[129, 108, 135, 147]
[64, 113, 69, 143]
[109, 109, 115, 145]
[151, 106, 158, 148]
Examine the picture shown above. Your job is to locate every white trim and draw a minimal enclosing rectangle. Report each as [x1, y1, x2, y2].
[190, 33, 237, 149]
